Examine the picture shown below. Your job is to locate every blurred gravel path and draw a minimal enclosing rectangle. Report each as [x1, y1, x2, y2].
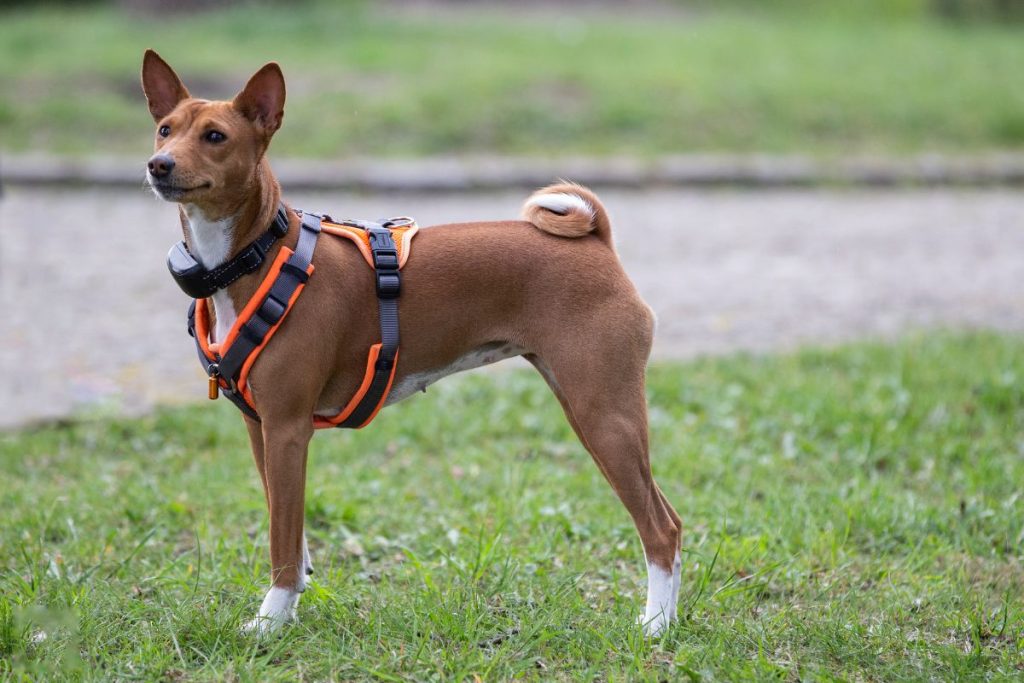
[2, 186, 1022, 428]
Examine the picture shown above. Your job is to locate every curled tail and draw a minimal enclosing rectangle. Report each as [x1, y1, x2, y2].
[522, 182, 614, 249]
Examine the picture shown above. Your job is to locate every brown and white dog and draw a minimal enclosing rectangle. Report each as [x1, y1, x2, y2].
[141, 50, 682, 636]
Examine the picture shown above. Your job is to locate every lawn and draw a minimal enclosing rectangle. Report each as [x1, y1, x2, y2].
[1, 332, 1022, 680]
[0, 1, 1023, 158]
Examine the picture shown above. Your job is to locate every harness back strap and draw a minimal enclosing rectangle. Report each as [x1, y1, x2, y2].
[334, 224, 401, 428]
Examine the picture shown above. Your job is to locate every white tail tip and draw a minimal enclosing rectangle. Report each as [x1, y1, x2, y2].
[525, 192, 595, 219]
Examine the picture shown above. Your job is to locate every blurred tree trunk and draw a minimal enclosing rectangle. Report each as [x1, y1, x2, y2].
[932, 0, 1024, 21]
[118, 0, 240, 15]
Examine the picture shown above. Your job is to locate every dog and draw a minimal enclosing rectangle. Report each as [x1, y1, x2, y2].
[141, 49, 682, 636]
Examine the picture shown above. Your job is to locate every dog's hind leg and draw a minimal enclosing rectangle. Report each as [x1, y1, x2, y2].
[526, 327, 681, 635]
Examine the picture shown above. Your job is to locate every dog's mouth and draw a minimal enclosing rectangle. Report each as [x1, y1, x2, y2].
[148, 178, 212, 200]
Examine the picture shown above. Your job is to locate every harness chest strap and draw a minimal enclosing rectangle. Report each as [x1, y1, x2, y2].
[186, 211, 409, 429]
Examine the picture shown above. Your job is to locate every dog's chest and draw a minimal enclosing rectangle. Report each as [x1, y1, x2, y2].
[184, 207, 237, 342]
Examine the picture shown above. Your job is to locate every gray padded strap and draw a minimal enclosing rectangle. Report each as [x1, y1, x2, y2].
[336, 224, 401, 428]
[216, 212, 321, 391]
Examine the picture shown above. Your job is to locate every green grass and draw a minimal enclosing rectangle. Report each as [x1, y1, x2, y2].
[0, 2, 1023, 158]
[2, 332, 1023, 680]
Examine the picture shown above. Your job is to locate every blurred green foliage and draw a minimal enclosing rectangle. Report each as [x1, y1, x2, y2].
[0, 1, 1022, 157]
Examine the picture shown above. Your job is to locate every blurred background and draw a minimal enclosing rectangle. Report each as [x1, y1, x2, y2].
[1, 0, 1022, 426]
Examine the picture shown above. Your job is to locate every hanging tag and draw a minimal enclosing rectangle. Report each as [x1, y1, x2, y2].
[208, 376, 220, 400]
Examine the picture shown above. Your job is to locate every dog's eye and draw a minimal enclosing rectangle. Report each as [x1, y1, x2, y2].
[204, 130, 227, 143]
[158, 125, 171, 138]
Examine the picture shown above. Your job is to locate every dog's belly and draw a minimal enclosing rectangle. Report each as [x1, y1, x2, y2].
[315, 342, 525, 416]
[385, 342, 527, 405]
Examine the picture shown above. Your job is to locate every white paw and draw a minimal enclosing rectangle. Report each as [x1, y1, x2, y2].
[242, 586, 299, 637]
[640, 558, 676, 636]
[242, 615, 283, 638]
[639, 611, 671, 637]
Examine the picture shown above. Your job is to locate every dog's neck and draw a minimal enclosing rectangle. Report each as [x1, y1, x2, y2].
[178, 157, 282, 269]
[178, 157, 282, 342]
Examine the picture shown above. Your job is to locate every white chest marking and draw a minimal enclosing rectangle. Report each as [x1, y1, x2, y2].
[184, 205, 237, 343]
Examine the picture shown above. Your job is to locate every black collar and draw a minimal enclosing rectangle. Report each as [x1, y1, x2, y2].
[167, 204, 291, 299]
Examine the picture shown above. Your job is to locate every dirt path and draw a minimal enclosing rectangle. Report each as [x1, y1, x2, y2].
[2, 187, 1022, 428]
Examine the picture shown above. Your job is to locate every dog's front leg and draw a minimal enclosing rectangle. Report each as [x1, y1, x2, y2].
[245, 416, 315, 588]
[243, 415, 314, 636]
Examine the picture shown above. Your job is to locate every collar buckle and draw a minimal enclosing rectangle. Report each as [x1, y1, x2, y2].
[269, 207, 291, 238]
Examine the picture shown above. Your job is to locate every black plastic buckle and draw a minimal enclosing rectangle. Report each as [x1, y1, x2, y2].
[368, 228, 397, 258]
[372, 248, 399, 270]
[280, 261, 310, 283]
[239, 323, 265, 346]
[256, 294, 288, 325]
[270, 208, 290, 238]
[376, 272, 401, 299]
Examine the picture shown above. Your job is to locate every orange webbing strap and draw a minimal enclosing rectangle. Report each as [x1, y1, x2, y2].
[312, 344, 400, 429]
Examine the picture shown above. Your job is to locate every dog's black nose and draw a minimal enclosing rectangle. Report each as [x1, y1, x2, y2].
[147, 154, 176, 178]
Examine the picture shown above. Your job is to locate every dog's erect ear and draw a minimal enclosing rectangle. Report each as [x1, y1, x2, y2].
[141, 49, 190, 122]
[232, 63, 286, 136]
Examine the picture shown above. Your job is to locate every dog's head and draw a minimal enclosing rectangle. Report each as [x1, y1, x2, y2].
[141, 49, 285, 213]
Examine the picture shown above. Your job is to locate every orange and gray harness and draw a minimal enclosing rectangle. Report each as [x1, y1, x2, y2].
[170, 206, 417, 429]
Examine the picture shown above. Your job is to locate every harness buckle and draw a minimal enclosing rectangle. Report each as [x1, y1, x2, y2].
[239, 324, 264, 346]
[256, 294, 288, 326]
[368, 227, 401, 297]
[187, 305, 196, 337]
[280, 261, 311, 283]
[368, 230, 399, 268]
[376, 272, 401, 299]
[372, 248, 399, 270]
[269, 207, 291, 238]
